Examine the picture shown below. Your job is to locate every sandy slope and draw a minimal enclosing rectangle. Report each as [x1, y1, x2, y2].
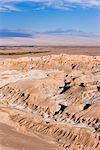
[0, 123, 58, 150]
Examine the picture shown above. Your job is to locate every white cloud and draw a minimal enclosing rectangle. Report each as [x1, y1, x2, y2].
[0, 0, 100, 12]
[0, 5, 21, 12]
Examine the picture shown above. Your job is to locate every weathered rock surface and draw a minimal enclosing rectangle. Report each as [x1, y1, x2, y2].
[0, 54, 100, 150]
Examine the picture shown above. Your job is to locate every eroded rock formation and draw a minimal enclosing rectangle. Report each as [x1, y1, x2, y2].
[0, 54, 100, 150]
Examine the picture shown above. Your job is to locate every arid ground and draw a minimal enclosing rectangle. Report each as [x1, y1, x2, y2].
[0, 46, 100, 57]
[0, 46, 100, 150]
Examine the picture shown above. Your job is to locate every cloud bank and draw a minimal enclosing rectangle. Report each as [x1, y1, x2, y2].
[0, 0, 100, 12]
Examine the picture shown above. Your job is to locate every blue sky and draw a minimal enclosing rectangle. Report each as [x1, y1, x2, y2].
[0, 0, 100, 46]
[0, 0, 100, 32]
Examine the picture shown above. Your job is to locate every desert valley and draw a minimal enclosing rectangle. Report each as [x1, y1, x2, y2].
[0, 46, 100, 150]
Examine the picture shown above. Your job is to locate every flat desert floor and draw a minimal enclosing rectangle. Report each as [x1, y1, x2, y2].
[0, 46, 100, 58]
[0, 46, 100, 150]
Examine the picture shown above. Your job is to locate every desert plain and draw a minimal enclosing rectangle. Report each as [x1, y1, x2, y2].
[0, 46, 100, 150]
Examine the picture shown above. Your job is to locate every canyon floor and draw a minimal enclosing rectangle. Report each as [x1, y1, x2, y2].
[0, 46, 100, 150]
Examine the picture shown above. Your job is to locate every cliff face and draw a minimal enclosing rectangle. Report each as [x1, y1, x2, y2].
[0, 54, 100, 150]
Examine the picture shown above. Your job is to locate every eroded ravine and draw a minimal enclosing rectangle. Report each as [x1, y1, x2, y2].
[0, 54, 100, 150]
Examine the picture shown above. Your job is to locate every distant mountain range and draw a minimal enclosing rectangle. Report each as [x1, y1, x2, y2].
[0, 29, 100, 46]
[0, 29, 33, 37]
[44, 29, 100, 37]
[0, 29, 100, 38]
